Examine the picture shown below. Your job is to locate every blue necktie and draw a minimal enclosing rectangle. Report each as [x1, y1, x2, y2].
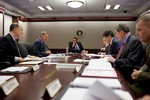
[75, 44, 80, 50]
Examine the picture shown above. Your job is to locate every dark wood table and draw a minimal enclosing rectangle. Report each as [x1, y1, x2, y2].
[0, 53, 137, 100]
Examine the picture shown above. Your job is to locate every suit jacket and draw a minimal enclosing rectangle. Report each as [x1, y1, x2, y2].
[131, 45, 150, 96]
[30, 38, 48, 57]
[115, 34, 144, 68]
[0, 34, 22, 65]
[106, 37, 121, 58]
[68, 42, 84, 53]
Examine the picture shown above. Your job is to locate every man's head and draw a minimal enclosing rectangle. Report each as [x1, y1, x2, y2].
[40, 31, 48, 42]
[103, 30, 114, 43]
[136, 14, 150, 43]
[72, 37, 78, 44]
[10, 23, 23, 39]
[115, 24, 129, 42]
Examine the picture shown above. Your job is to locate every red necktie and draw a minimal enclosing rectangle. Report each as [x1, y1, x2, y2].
[116, 43, 124, 59]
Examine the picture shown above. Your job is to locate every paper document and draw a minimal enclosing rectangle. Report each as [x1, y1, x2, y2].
[61, 88, 88, 100]
[113, 90, 133, 100]
[1, 67, 29, 72]
[19, 61, 43, 65]
[82, 69, 117, 78]
[71, 77, 122, 89]
[85, 81, 123, 100]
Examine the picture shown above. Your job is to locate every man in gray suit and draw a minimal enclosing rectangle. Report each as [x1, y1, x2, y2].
[131, 14, 150, 98]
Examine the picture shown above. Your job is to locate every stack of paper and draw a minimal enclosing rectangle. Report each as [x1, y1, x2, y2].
[81, 69, 117, 78]
[71, 77, 122, 89]
[61, 81, 133, 100]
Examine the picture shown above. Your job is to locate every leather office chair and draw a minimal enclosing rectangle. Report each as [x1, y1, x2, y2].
[18, 42, 32, 57]
[0, 36, 11, 69]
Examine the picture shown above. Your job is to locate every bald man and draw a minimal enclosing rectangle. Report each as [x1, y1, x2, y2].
[0, 23, 25, 65]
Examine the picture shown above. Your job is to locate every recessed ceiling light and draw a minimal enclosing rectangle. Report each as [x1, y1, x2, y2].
[46, 6, 53, 10]
[105, 5, 111, 10]
[37, 6, 45, 11]
[114, 5, 120, 9]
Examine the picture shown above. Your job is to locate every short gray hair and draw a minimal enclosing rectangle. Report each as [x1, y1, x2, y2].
[40, 31, 48, 36]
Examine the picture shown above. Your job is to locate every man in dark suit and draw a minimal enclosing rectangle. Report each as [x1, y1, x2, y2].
[30, 31, 51, 57]
[108, 23, 144, 83]
[68, 37, 84, 53]
[0, 23, 25, 65]
[131, 14, 150, 97]
[102, 30, 121, 58]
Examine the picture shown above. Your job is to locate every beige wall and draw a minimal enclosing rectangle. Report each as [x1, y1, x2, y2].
[0, 13, 3, 36]
[27, 21, 136, 49]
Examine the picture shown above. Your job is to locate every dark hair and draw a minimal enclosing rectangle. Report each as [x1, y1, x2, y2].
[115, 24, 129, 33]
[73, 37, 78, 40]
[103, 30, 114, 37]
[10, 23, 19, 32]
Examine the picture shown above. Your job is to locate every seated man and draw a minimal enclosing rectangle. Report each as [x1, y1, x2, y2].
[68, 37, 84, 53]
[108, 23, 145, 83]
[102, 30, 121, 57]
[30, 31, 51, 57]
[0, 23, 25, 65]
[131, 14, 150, 98]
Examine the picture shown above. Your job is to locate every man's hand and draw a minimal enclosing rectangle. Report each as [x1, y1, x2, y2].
[107, 56, 115, 63]
[45, 50, 51, 54]
[18, 57, 26, 62]
[131, 69, 142, 80]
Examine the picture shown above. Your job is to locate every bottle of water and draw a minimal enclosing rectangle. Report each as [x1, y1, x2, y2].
[66, 47, 68, 54]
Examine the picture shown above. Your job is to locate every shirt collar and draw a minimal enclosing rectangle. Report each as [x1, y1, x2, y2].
[123, 32, 131, 44]
[110, 37, 114, 45]
[9, 33, 16, 41]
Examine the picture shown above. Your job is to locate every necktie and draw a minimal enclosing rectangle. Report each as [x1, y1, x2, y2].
[15, 40, 21, 57]
[116, 43, 124, 59]
[108, 44, 111, 54]
[75, 44, 80, 50]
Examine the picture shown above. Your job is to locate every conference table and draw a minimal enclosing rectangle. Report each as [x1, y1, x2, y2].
[0, 53, 136, 100]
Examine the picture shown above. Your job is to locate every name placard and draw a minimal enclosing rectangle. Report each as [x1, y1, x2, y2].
[32, 65, 40, 72]
[1, 78, 19, 95]
[75, 65, 82, 72]
[43, 79, 62, 98]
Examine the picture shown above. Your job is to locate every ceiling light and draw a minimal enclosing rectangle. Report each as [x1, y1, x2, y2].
[105, 5, 111, 10]
[114, 5, 120, 9]
[46, 6, 53, 10]
[66, 0, 84, 8]
[37, 6, 45, 11]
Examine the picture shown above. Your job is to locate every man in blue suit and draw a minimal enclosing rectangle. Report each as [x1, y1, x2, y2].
[31, 31, 51, 57]
[102, 30, 121, 58]
[68, 37, 84, 53]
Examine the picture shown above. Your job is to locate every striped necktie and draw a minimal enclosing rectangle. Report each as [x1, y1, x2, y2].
[116, 43, 124, 59]
[15, 40, 21, 57]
